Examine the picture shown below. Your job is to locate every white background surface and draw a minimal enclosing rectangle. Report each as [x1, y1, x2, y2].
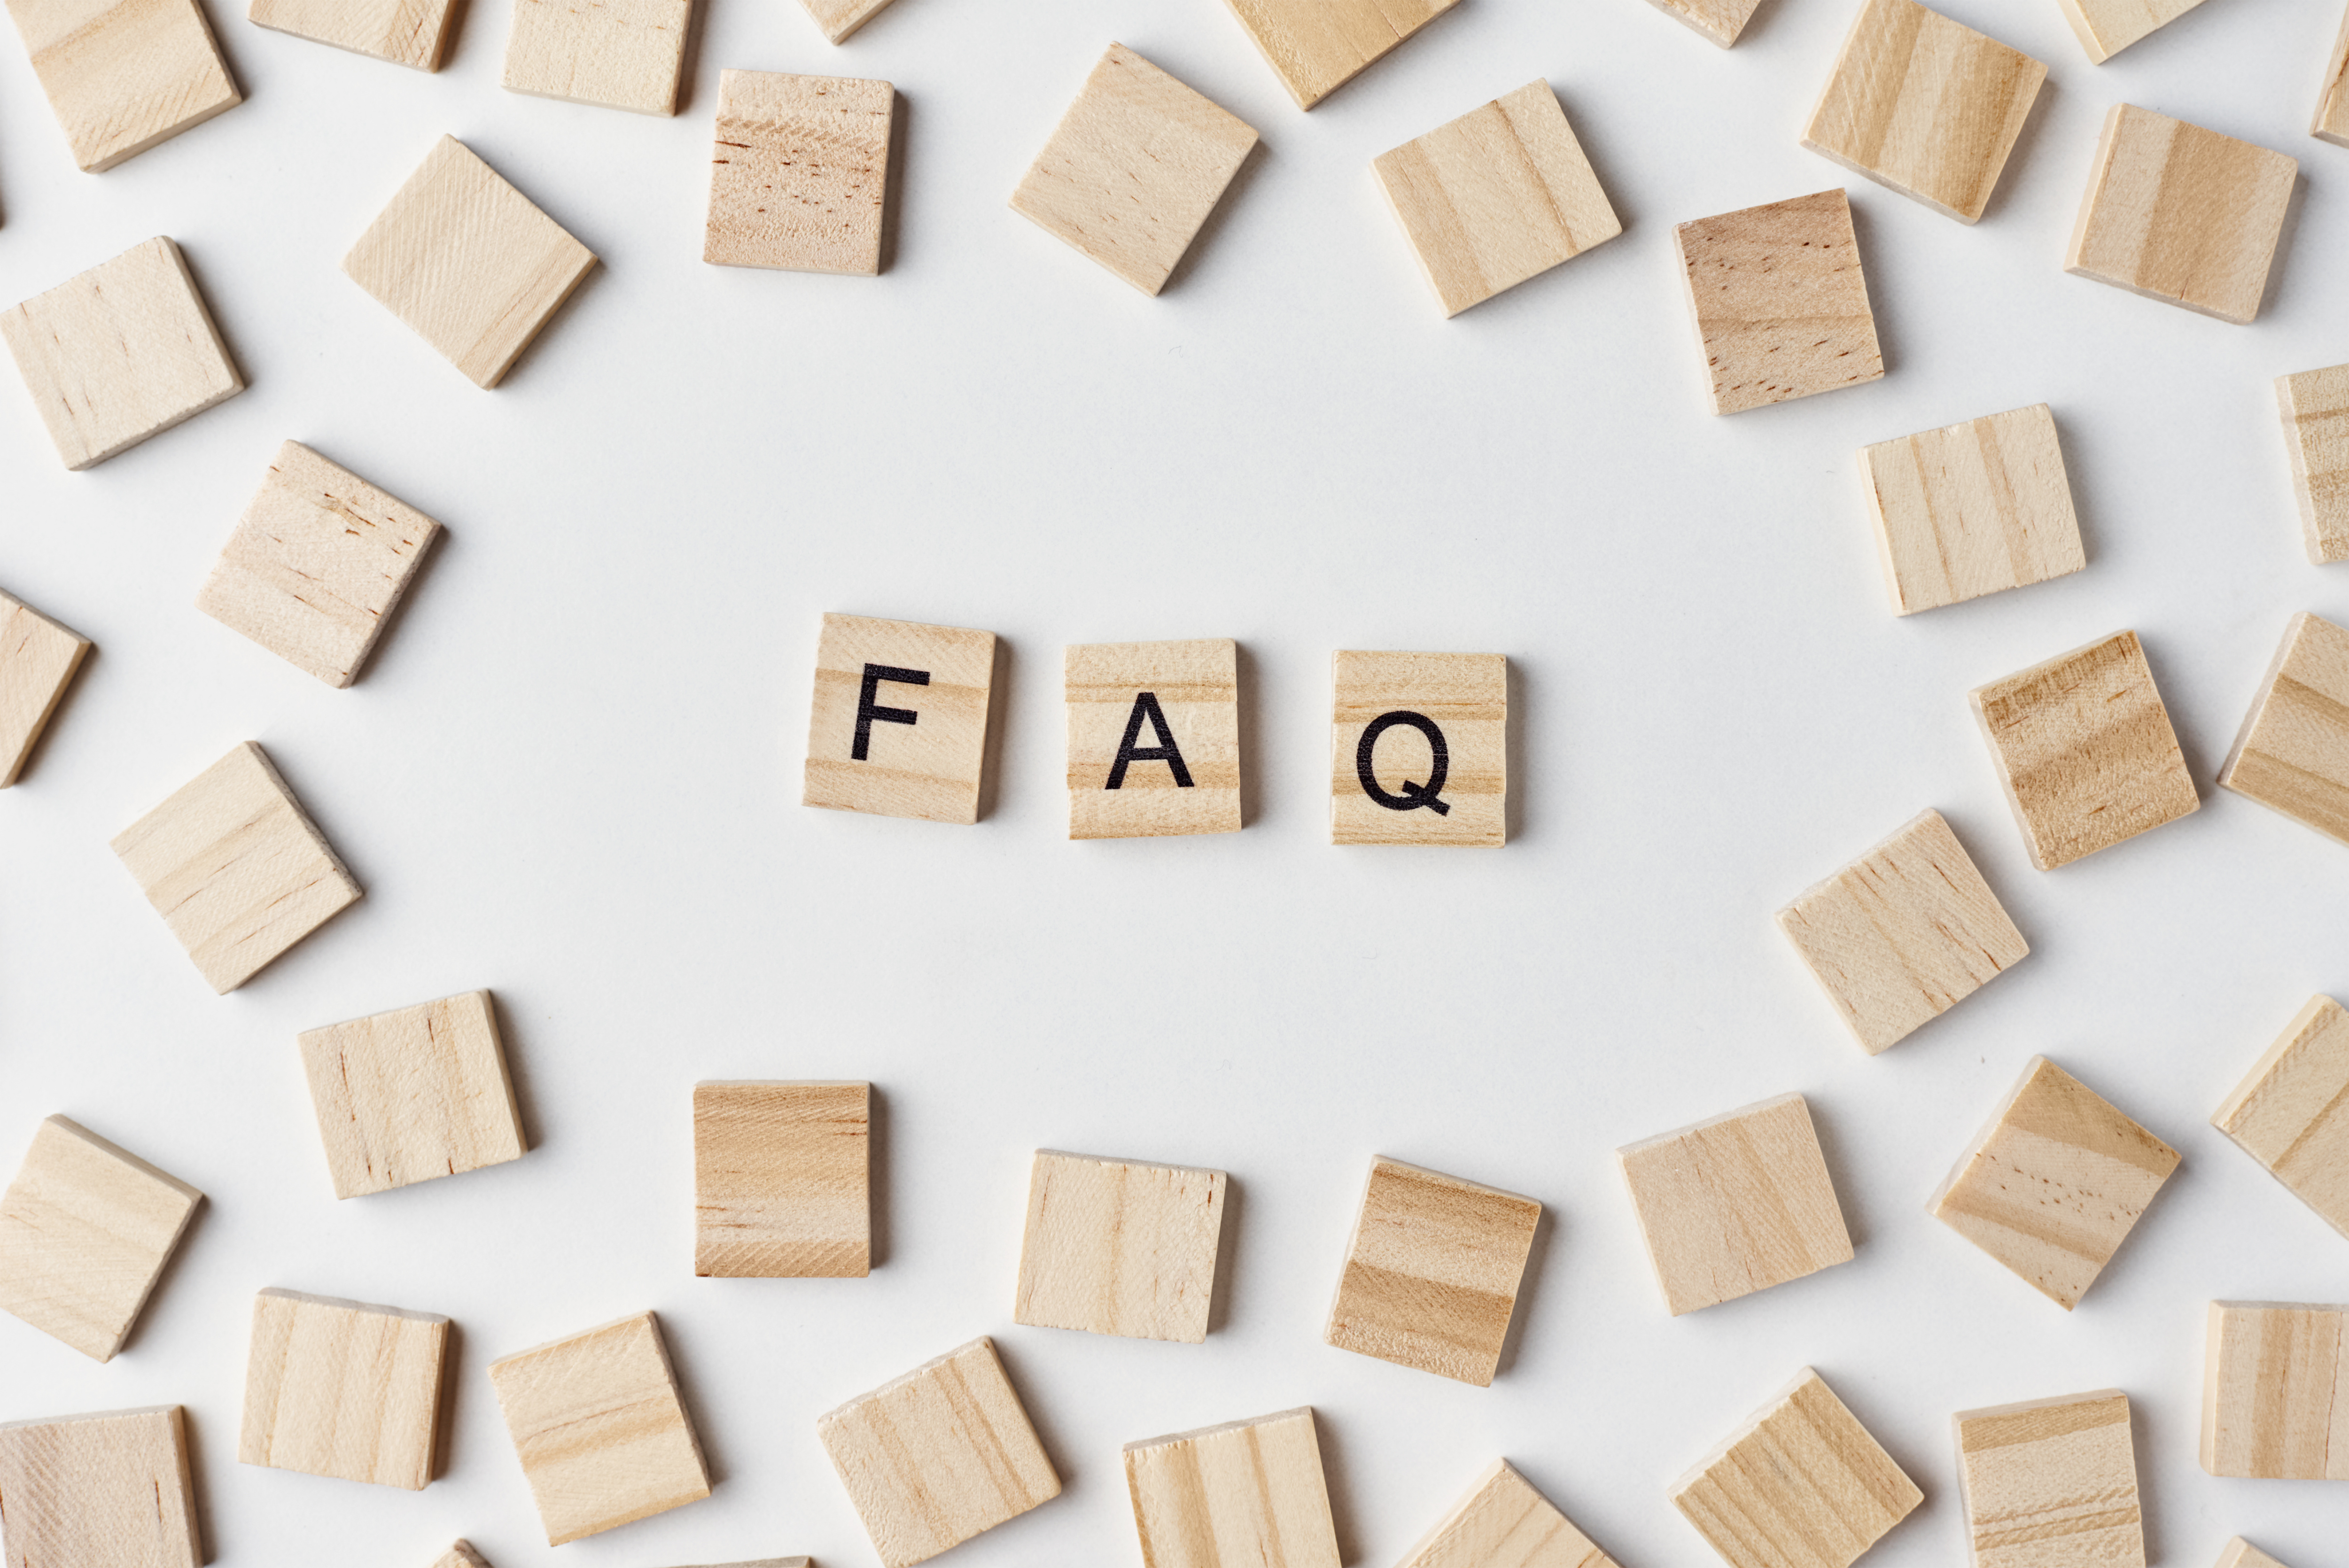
[3, 0, 2348, 1563]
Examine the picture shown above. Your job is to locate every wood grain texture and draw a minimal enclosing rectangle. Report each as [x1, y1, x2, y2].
[2213, 994, 2349, 1240]
[1011, 45, 1257, 297]
[0, 1116, 200, 1362]
[1860, 404, 2083, 614]
[2318, 3, 2349, 147]
[2053, 0, 2207, 62]
[0, 1406, 199, 1568]
[1332, 650, 1504, 846]
[1618, 1094, 1853, 1316]
[2220, 612, 2349, 846]
[1066, 638, 1241, 839]
[2065, 104, 2296, 325]
[2214, 1539, 2291, 1568]
[1124, 1406, 1339, 1568]
[430, 1545, 493, 1568]
[707, 71, 892, 275]
[247, 0, 455, 69]
[488, 1311, 711, 1544]
[1673, 189, 1883, 416]
[502, 0, 690, 116]
[0, 590, 90, 787]
[694, 1081, 869, 1278]
[1324, 1156, 1539, 1385]
[344, 137, 597, 388]
[1970, 629, 2198, 870]
[1014, 1149, 1225, 1343]
[794, 0, 888, 43]
[3, 0, 237, 170]
[2, 236, 242, 470]
[2276, 363, 2349, 564]
[803, 613, 996, 824]
[1643, 0, 1763, 47]
[1372, 81, 1620, 318]
[238, 1287, 448, 1489]
[1953, 1390, 2144, 1568]
[1396, 1459, 1615, 1568]
[2201, 1301, 2349, 1479]
[298, 990, 526, 1199]
[818, 1336, 1059, 1568]
[1217, 0, 1455, 108]
[1672, 1370, 1922, 1568]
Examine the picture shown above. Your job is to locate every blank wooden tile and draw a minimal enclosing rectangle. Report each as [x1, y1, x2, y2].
[299, 990, 526, 1199]
[1220, 0, 1455, 107]
[247, 0, 457, 69]
[0, 1117, 200, 1361]
[239, 1288, 447, 1489]
[2276, 364, 2349, 565]
[344, 137, 597, 388]
[2216, 1539, 2292, 1568]
[0, 589, 90, 787]
[1014, 1149, 1225, 1343]
[2220, 613, 2349, 846]
[5, 0, 237, 171]
[1860, 404, 2083, 614]
[502, 0, 688, 115]
[2214, 995, 2349, 1240]
[1673, 189, 1883, 416]
[1644, 0, 1764, 47]
[1618, 1094, 1853, 1316]
[1125, 1407, 1339, 1568]
[2319, 7, 2349, 148]
[1954, 1390, 2143, 1568]
[1332, 651, 1505, 846]
[2, 236, 242, 469]
[795, 0, 887, 42]
[2201, 1301, 2349, 1479]
[1066, 638, 1241, 839]
[803, 613, 996, 825]
[1970, 630, 2198, 870]
[1325, 1157, 1539, 1386]
[489, 1311, 711, 1544]
[694, 1081, 868, 1278]
[2066, 105, 2296, 325]
[818, 1337, 1059, 1568]
[1373, 82, 1621, 318]
[1396, 1459, 1617, 1568]
[431, 1545, 492, 1568]
[2053, 0, 2207, 62]
[0, 1406, 199, 1568]
[706, 72, 892, 275]
[1673, 1370, 1921, 1568]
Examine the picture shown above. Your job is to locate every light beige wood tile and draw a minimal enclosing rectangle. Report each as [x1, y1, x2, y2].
[0, 589, 90, 787]
[239, 1287, 447, 1490]
[1325, 1156, 1539, 1386]
[1970, 629, 2198, 870]
[1672, 1370, 1922, 1568]
[1954, 1390, 2144, 1568]
[299, 990, 526, 1199]
[1673, 189, 1883, 416]
[707, 71, 892, 275]
[1218, 0, 1454, 107]
[1125, 1407, 1339, 1568]
[2053, 0, 2207, 62]
[0, 1117, 200, 1362]
[2319, 4, 2349, 147]
[4, 0, 238, 170]
[1618, 1094, 1853, 1316]
[1396, 1459, 1616, 1568]
[344, 137, 597, 388]
[818, 1336, 1059, 1568]
[804, 613, 996, 825]
[1067, 638, 1240, 839]
[2214, 995, 2349, 1240]
[489, 1311, 711, 1544]
[2066, 105, 2296, 325]
[247, 0, 455, 69]
[431, 1545, 492, 1568]
[1859, 404, 2083, 614]
[1014, 1149, 1224, 1343]
[2276, 363, 2349, 564]
[694, 1081, 868, 1278]
[1332, 650, 1504, 846]
[2220, 612, 2349, 846]
[2, 236, 242, 470]
[2201, 1301, 2349, 1479]
[658, 1561, 811, 1568]
[2215, 1538, 2292, 1568]
[502, 0, 689, 114]
[795, 0, 888, 43]
[0, 1406, 199, 1568]
[1643, 0, 1764, 47]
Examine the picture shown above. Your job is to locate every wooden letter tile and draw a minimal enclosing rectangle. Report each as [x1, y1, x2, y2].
[1396, 1459, 1618, 1568]
[2215, 1540, 2291, 1568]
[299, 990, 526, 1199]
[3, 237, 242, 470]
[1645, 0, 1763, 48]
[4, 0, 237, 171]
[431, 1545, 492, 1568]
[795, 0, 888, 42]
[1220, 0, 1455, 107]
[502, 0, 688, 115]
[239, 1288, 447, 1489]
[1673, 1370, 1921, 1568]
[1125, 1407, 1339, 1568]
[0, 1116, 200, 1361]
[803, 613, 995, 824]
[2213, 995, 2349, 1239]
[694, 1081, 869, 1278]
[1673, 189, 1884, 416]
[1332, 651, 1505, 846]
[1014, 1149, 1225, 1343]
[1618, 1094, 1853, 1315]
[2054, 0, 2207, 62]
[1066, 638, 1240, 839]
[2201, 1301, 2349, 1479]
[0, 1406, 199, 1568]
[344, 137, 597, 388]
[1954, 1390, 2143, 1568]
[489, 1311, 711, 1543]
[1324, 1157, 1539, 1385]
[2320, 6, 2349, 147]
[2220, 613, 2349, 846]
[818, 1337, 1059, 1567]
[2066, 105, 2296, 325]
[0, 590, 90, 787]
[2277, 364, 2349, 565]
[247, 0, 456, 69]
[1860, 404, 2084, 614]
[707, 72, 892, 275]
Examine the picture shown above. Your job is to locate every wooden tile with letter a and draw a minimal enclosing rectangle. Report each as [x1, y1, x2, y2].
[1067, 639, 1240, 839]
[1014, 1149, 1224, 1342]
[1395, 1458, 1619, 1568]
[2212, 995, 2349, 1239]
[2065, 106, 2295, 325]
[1324, 1156, 1539, 1385]
[803, 614, 995, 824]
[2219, 612, 2349, 847]
[0, 589, 91, 787]
[1954, 1390, 2144, 1568]
[1333, 651, 1504, 845]
[0, 1405, 201, 1568]
[1672, 1369, 1921, 1568]
[1125, 1407, 1340, 1568]
[2201, 1301, 2349, 1479]
[1216, 0, 1456, 109]
[1673, 190, 1883, 415]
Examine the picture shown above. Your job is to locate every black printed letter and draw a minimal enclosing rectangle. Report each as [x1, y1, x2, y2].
[853, 664, 929, 761]
[1356, 711, 1450, 815]
[1105, 691, 1193, 790]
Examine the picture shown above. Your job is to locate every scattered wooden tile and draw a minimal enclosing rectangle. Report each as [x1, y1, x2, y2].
[344, 137, 597, 388]
[2319, 7, 2349, 147]
[2053, 0, 2208, 62]
[247, 0, 457, 70]
[5, 0, 238, 171]
[658, 1561, 810, 1568]
[818, 1337, 1059, 1568]
[489, 1311, 711, 1544]
[707, 72, 893, 275]
[1618, 1094, 1853, 1315]
[1125, 1407, 1339, 1568]
[0, 1117, 200, 1362]
[694, 1081, 869, 1278]
[430, 1545, 493, 1568]
[2276, 363, 2349, 565]
[1014, 1149, 1225, 1343]
[239, 1288, 448, 1489]
[1859, 404, 2084, 614]
[1219, 0, 1455, 107]
[794, 0, 889, 43]
[0, 589, 91, 787]
[2213, 995, 2349, 1240]
[298, 991, 526, 1199]
[1372, 82, 1621, 318]
[0, 1406, 200, 1568]
[2215, 1539, 2292, 1568]
[802, 613, 996, 824]
[1324, 1156, 1539, 1385]
[1332, 651, 1505, 846]
[502, 0, 688, 115]
[1672, 189, 1883, 416]
[1396, 1459, 1618, 1568]
[1066, 638, 1241, 839]
[1970, 629, 2199, 870]
[1672, 1370, 1921, 1568]
[2220, 613, 2349, 846]
[1953, 1390, 2144, 1568]
[1643, 0, 1764, 48]
[2201, 1301, 2349, 1479]
[2, 237, 243, 470]
[2066, 105, 2296, 325]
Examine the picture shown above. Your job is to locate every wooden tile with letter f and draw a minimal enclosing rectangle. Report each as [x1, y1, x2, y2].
[803, 614, 998, 825]
[1067, 641, 1242, 839]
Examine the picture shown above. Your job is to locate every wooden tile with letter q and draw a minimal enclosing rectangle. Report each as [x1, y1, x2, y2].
[344, 137, 597, 389]
[1324, 1157, 1539, 1385]
[2276, 364, 2349, 565]
[1859, 404, 2083, 614]
[1396, 1459, 1619, 1568]
[818, 1336, 1059, 1567]
[2066, 106, 2296, 325]
[694, 1081, 868, 1278]
[1672, 1370, 1922, 1568]
[2054, 0, 2207, 62]
[0, 1116, 200, 1361]
[803, 613, 996, 825]
[1673, 189, 1883, 416]
[1218, 0, 1454, 108]
[4, 0, 237, 171]
[2220, 613, 2349, 846]
[2215, 1540, 2292, 1568]
[247, 0, 457, 69]
[1014, 1149, 1224, 1342]
[239, 1288, 448, 1489]
[1644, 0, 1762, 47]
[3, 237, 242, 470]
[1618, 1093, 1854, 1316]
[299, 990, 526, 1199]
[1333, 651, 1504, 846]
[1011, 45, 1256, 297]
[2320, 7, 2349, 147]
[1125, 1407, 1339, 1568]
[2201, 1301, 2349, 1479]
[1, 589, 90, 787]
[2213, 995, 2349, 1239]
[503, 0, 688, 115]
[1067, 638, 1240, 839]
[706, 72, 892, 275]
[1954, 1390, 2144, 1568]
[0, 1406, 200, 1568]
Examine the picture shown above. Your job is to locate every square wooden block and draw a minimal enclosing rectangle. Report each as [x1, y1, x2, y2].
[819, 1337, 1058, 1568]
[3, 236, 242, 470]
[1673, 189, 1883, 416]
[1673, 1370, 1921, 1568]
[2216, 1540, 2291, 1568]
[1012, 45, 1256, 297]
[707, 72, 892, 275]
[1373, 81, 1621, 318]
[1066, 638, 1240, 839]
[0, 1406, 199, 1568]
[1396, 1458, 1618, 1568]
[0, 590, 91, 787]
[1860, 404, 2084, 614]
[1219, 0, 1455, 107]
[2054, 0, 2206, 62]
[247, 0, 457, 69]
[1931, 1056, 2179, 1309]
[1954, 1390, 2143, 1568]
[803, 613, 996, 824]
[0, 1116, 200, 1361]
[2220, 613, 2349, 846]
[5, 0, 238, 171]
[1644, 0, 1764, 47]
[1970, 629, 2198, 870]
[239, 1288, 448, 1489]
[1776, 808, 2028, 1055]
[490, 1311, 711, 1544]
[299, 990, 526, 1199]
[2066, 105, 2295, 325]
[2320, 8, 2349, 147]
[1332, 651, 1505, 846]
[1125, 1407, 1339, 1568]
[1324, 1157, 1539, 1386]
[2276, 364, 2349, 565]
[345, 137, 597, 388]
[2201, 1301, 2349, 1479]
[795, 0, 889, 43]
[1618, 1094, 1853, 1316]
[2214, 995, 2349, 1240]
[1014, 1149, 1225, 1343]
[694, 1081, 869, 1278]
[502, 0, 688, 115]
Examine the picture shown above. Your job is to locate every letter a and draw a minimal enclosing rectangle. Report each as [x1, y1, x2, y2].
[1105, 691, 1193, 789]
